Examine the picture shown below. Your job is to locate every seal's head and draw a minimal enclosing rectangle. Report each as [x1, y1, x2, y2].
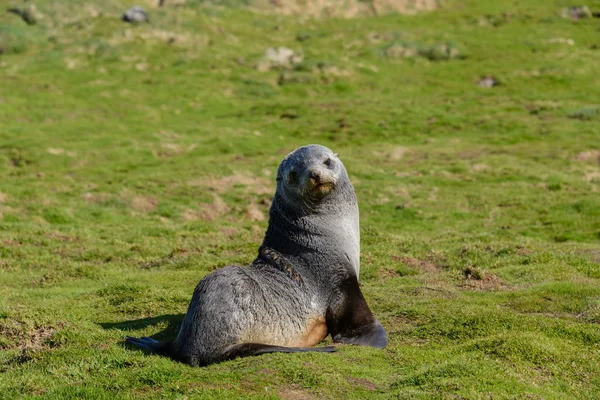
[265, 144, 360, 276]
[276, 144, 352, 210]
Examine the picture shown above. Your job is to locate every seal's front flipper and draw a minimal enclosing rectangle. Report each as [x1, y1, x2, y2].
[331, 319, 387, 348]
[326, 276, 388, 348]
[221, 343, 336, 362]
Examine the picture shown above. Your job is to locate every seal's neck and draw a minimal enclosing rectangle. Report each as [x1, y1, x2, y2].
[260, 186, 360, 280]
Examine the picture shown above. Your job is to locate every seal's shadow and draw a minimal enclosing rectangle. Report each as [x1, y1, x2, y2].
[100, 314, 184, 341]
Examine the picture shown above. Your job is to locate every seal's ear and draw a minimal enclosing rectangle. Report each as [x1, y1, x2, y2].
[326, 276, 388, 348]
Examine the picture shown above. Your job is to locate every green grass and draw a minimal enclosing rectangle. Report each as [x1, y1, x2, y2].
[1, 0, 600, 398]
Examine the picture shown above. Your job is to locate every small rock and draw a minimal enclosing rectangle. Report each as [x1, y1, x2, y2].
[548, 37, 575, 46]
[478, 76, 499, 88]
[560, 6, 591, 20]
[8, 4, 43, 25]
[21, 4, 42, 24]
[266, 47, 298, 65]
[256, 47, 303, 71]
[420, 43, 464, 61]
[122, 6, 148, 23]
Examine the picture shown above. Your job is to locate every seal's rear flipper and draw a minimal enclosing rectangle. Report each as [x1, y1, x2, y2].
[221, 343, 336, 362]
[326, 276, 388, 349]
[125, 336, 171, 355]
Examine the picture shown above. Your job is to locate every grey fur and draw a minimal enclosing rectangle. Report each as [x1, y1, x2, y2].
[126, 144, 386, 366]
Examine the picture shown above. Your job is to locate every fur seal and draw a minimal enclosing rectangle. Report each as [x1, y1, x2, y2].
[126, 144, 387, 366]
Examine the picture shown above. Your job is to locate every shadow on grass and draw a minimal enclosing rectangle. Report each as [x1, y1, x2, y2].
[99, 314, 184, 341]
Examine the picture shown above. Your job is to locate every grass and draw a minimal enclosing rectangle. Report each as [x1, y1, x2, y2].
[1, 0, 600, 398]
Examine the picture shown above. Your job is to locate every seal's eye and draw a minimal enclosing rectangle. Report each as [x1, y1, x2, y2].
[288, 171, 298, 184]
[324, 158, 333, 167]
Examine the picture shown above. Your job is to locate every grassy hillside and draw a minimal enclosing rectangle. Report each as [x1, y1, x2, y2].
[1, 0, 600, 398]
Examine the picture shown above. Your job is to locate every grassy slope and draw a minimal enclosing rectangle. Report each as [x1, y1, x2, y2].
[1, 0, 600, 398]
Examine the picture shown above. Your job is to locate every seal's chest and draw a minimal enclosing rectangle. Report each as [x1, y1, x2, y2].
[290, 315, 328, 347]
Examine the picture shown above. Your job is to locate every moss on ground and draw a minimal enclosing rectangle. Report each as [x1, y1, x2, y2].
[1, 0, 600, 398]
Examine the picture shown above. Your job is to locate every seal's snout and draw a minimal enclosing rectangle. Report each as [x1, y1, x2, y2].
[306, 168, 335, 197]
[309, 170, 322, 183]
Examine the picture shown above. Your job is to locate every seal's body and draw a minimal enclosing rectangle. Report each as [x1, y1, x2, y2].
[126, 145, 387, 366]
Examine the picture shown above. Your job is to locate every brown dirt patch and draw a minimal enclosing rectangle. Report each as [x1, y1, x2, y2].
[579, 249, 600, 264]
[278, 386, 317, 400]
[152, 143, 198, 158]
[575, 150, 600, 164]
[348, 377, 377, 391]
[262, 0, 437, 17]
[585, 171, 600, 183]
[44, 232, 79, 243]
[182, 195, 230, 222]
[471, 163, 489, 172]
[373, 146, 410, 161]
[182, 208, 200, 221]
[377, 267, 400, 279]
[220, 227, 238, 237]
[131, 195, 159, 213]
[0, 320, 60, 354]
[0, 192, 7, 203]
[517, 245, 532, 256]
[81, 192, 111, 204]
[140, 0, 189, 8]
[1, 239, 20, 247]
[392, 255, 440, 273]
[460, 267, 509, 291]
[187, 173, 272, 195]
[153, 143, 183, 157]
[245, 203, 266, 221]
